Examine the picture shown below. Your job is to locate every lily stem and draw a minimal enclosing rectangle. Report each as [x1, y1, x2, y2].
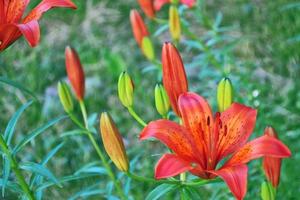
[78, 100, 127, 200]
[0, 135, 35, 200]
[127, 106, 147, 127]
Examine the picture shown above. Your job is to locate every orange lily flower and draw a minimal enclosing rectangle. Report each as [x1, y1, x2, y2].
[65, 46, 85, 101]
[140, 43, 291, 200]
[0, 0, 76, 52]
[130, 9, 149, 47]
[138, 0, 155, 19]
[162, 42, 188, 116]
[263, 126, 283, 188]
[154, 0, 196, 11]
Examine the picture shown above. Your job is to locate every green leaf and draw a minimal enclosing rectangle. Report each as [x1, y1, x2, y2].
[1, 157, 10, 197]
[145, 184, 179, 200]
[20, 162, 61, 187]
[36, 173, 100, 192]
[0, 178, 22, 194]
[0, 77, 37, 100]
[75, 162, 107, 175]
[4, 101, 33, 145]
[60, 129, 88, 138]
[68, 183, 105, 200]
[13, 116, 66, 154]
[30, 143, 64, 188]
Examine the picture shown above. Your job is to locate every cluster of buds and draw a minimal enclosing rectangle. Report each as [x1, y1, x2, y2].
[58, 47, 130, 173]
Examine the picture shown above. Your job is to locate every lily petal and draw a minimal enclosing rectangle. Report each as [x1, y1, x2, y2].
[180, 0, 196, 7]
[0, 24, 21, 51]
[263, 127, 282, 187]
[210, 165, 248, 200]
[140, 119, 196, 161]
[17, 20, 40, 47]
[217, 103, 257, 161]
[154, 0, 170, 11]
[178, 92, 213, 165]
[155, 154, 193, 179]
[225, 135, 291, 167]
[23, 0, 77, 23]
[6, 0, 30, 23]
[162, 42, 188, 116]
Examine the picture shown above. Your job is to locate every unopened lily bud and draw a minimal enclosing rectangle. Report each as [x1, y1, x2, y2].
[138, 0, 155, 19]
[261, 181, 276, 200]
[100, 112, 129, 172]
[118, 72, 134, 108]
[217, 77, 233, 112]
[155, 84, 170, 116]
[141, 37, 155, 61]
[169, 5, 181, 41]
[130, 9, 149, 47]
[65, 46, 85, 101]
[263, 126, 282, 188]
[57, 81, 73, 113]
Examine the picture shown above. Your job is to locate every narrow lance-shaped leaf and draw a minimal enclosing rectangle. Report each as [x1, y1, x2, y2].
[4, 101, 33, 145]
[13, 116, 66, 154]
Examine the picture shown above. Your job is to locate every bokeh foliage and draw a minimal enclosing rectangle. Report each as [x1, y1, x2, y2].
[0, 0, 299, 199]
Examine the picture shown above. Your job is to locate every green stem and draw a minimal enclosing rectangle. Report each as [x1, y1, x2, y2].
[127, 107, 147, 127]
[0, 135, 35, 200]
[78, 101, 127, 200]
[126, 172, 220, 187]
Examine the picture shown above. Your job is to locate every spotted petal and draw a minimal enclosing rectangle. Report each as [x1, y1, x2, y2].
[23, 0, 77, 23]
[217, 103, 257, 161]
[140, 119, 197, 162]
[224, 135, 291, 167]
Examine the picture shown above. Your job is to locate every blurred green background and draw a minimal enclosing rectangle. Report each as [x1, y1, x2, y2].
[0, 0, 299, 199]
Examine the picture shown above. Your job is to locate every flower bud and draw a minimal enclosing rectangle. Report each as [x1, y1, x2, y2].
[118, 72, 134, 108]
[138, 0, 155, 19]
[57, 81, 73, 113]
[155, 84, 170, 116]
[130, 9, 149, 47]
[217, 77, 233, 112]
[263, 126, 282, 188]
[261, 181, 276, 200]
[162, 42, 188, 116]
[100, 112, 129, 172]
[141, 37, 155, 61]
[171, 0, 179, 4]
[65, 46, 85, 101]
[169, 5, 181, 41]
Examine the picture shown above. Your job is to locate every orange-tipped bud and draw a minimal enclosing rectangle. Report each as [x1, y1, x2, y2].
[263, 127, 282, 188]
[162, 42, 188, 116]
[65, 46, 85, 101]
[100, 112, 129, 172]
[169, 5, 181, 41]
[130, 9, 149, 47]
[138, 0, 155, 19]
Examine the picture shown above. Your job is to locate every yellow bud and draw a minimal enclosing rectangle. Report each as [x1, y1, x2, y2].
[217, 77, 233, 112]
[100, 112, 129, 172]
[169, 6, 181, 41]
[141, 37, 155, 61]
[57, 81, 73, 113]
[155, 84, 170, 117]
[118, 72, 134, 108]
[261, 181, 276, 200]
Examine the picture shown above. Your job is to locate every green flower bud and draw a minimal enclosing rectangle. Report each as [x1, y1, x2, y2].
[169, 5, 181, 41]
[171, 0, 179, 4]
[261, 181, 276, 200]
[217, 77, 233, 112]
[57, 81, 73, 113]
[141, 37, 155, 61]
[155, 84, 170, 117]
[118, 72, 134, 108]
